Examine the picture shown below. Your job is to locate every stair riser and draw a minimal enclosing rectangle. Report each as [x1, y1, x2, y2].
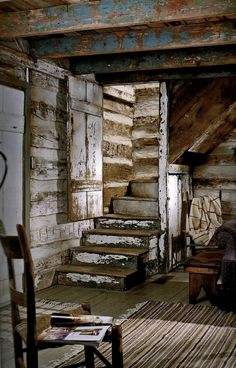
[95, 218, 160, 231]
[131, 182, 158, 198]
[70, 250, 147, 269]
[57, 271, 145, 291]
[112, 199, 158, 217]
[83, 234, 156, 248]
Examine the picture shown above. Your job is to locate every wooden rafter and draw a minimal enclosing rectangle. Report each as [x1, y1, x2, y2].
[70, 46, 236, 74]
[0, 0, 236, 38]
[95, 66, 236, 85]
[30, 20, 236, 59]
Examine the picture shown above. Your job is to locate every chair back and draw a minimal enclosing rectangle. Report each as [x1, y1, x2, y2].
[0, 224, 38, 367]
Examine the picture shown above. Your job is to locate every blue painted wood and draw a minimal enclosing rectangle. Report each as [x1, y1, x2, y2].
[70, 46, 236, 74]
[0, 0, 236, 38]
[29, 20, 236, 59]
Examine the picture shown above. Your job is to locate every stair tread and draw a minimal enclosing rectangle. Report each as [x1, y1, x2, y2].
[57, 264, 138, 277]
[112, 196, 157, 202]
[73, 245, 149, 256]
[83, 228, 159, 236]
[99, 214, 159, 220]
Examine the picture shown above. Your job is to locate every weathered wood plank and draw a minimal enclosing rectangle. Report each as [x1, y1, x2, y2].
[169, 78, 236, 163]
[103, 141, 132, 160]
[96, 66, 236, 84]
[1, 1, 235, 38]
[31, 118, 67, 149]
[189, 101, 236, 153]
[104, 86, 135, 103]
[104, 186, 129, 208]
[103, 98, 133, 118]
[30, 20, 236, 58]
[104, 163, 133, 181]
[103, 119, 132, 137]
[71, 46, 236, 74]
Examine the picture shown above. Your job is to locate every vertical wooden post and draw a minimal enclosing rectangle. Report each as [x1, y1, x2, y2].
[159, 82, 169, 272]
[112, 324, 123, 368]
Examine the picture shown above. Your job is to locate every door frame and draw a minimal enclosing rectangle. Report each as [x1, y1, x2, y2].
[0, 72, 31, 232]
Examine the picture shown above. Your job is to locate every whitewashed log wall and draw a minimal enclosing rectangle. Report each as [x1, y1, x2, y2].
[132, 83, 160, 179]
[103, 85, 135, 213]
[0, 48, 94, 292]
[193, 128, 236, 221]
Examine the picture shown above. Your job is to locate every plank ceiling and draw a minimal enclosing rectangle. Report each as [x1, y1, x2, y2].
[0, 0, 235, 82]
[0, 0, 235, 162]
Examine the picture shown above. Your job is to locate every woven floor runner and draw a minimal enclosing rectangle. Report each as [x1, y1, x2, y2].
[58, 300, 236, 368]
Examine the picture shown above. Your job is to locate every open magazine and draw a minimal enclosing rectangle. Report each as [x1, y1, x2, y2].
[38, 324, 111, 346]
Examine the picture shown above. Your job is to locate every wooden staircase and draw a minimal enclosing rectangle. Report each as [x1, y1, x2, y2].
[57, 180, 160, 290]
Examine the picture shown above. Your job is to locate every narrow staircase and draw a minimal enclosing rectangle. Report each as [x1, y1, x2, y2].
[57, 179, 160, 291]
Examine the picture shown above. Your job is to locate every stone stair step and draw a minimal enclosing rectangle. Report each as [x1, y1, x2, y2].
[95, 214, 160, 231]
[56, 264, 145, 290]
[131, 179, 158, 199]
[82, 228, 159, 248]
[112, 196, 158, 217]
[70, 245, 149, 268]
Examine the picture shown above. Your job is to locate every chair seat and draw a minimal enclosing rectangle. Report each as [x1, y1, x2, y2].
[16, 308, 90, 343]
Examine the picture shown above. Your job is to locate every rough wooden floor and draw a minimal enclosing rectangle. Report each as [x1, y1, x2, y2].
[0, 270, 211, 368]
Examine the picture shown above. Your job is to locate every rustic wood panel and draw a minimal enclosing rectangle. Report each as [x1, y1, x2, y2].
[30, 20, 236, 59]
[31, 118, 67, 149]
[2, 1, 235, 38]
[103, 119, 132, 137]
[104, 163, 133, 182]
[103, 98, 133, 118]
[132, 84, 160, 180]
[103, 141, 132, 160]
[169, 78, 236, 163]
[103, 85, 134, 213]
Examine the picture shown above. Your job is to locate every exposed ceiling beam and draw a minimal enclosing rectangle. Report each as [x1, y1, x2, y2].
[70, 46, 236, 74]
[30, 20, 236, 59]
[0, 0, 236, 38]
[95, 66, 236, 85]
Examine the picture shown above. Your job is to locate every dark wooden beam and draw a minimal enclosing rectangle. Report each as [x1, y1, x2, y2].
[0, 0, 236, 38]
[70, 46, 236, 74]
[30, 20, 236, 59]
[95, 66, 236, 85]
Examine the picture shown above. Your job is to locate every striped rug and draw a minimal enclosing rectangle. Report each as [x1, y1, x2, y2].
[59, 300, 236, 368]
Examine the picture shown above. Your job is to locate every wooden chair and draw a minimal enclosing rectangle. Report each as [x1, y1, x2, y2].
[0, 224, 91, 368]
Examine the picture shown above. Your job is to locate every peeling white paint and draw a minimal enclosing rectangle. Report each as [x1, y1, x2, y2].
[66, 273, 119, 284]
[76, 253, 128, 264]
[86, 234, 144, 247]
[103, 134, 132, 146]
[148, 237, 158, 260]
[103, 156, 132, 165]
[103, 111, 133, 126]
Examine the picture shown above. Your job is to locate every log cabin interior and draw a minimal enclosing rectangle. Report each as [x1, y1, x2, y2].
[0, 1, 236, 367]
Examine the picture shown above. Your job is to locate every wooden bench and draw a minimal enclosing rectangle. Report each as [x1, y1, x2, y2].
[184, 249, 225, 305]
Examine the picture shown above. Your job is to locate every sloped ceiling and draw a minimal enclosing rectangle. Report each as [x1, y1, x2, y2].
[169, 78, 236, 164]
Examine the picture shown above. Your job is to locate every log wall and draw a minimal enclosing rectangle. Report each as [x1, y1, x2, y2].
[193, 128, 236, 221]
[0, 49, 94, 293]
[103, 85, 135, 213]
[132, 83, 160, 179]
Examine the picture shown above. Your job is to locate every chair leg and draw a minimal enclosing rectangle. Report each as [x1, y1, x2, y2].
[13, 331, 25, 368]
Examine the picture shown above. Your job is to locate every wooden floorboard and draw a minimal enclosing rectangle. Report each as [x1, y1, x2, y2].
[36, 271, 210, 318]
[0, 270, 211, 368]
